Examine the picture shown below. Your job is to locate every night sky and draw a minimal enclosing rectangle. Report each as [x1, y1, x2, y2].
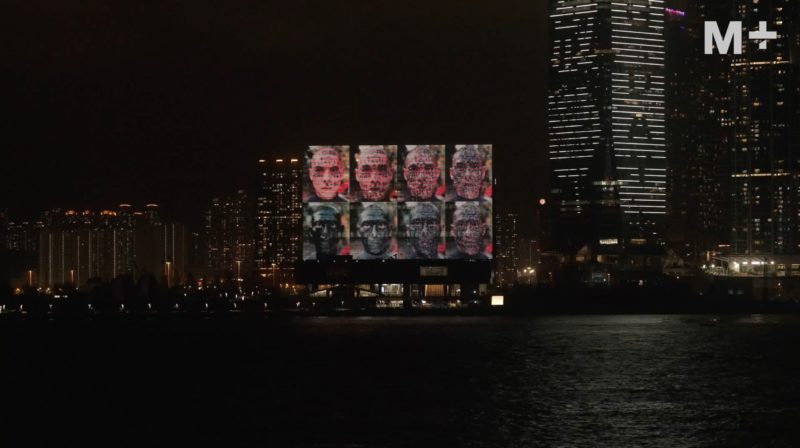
[2, 1, 549, 227]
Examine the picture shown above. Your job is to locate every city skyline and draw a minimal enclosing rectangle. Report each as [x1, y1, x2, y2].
[3, 1, 800, 288]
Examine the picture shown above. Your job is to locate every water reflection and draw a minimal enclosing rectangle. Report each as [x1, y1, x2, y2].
[3, 315, 800, 447]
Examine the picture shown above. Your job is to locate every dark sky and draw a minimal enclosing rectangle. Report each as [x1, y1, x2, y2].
[2, 0, 549, 227]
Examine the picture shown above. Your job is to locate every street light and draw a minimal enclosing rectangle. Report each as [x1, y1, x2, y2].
[236, 260, 242, 282]
[27, 270, 33, 287]
[522, 267, 535, 285]
[271, 263, 277, 288]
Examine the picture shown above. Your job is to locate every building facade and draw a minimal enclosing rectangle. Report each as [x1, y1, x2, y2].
[665, 1, 734, 261]
[255, 158, 302, 284]
[729, 0, 800, 255]
[37, 205, 188, 288]
[493, 212, 519, 288]
[204, 190, 253, 277]
[5, 218, 42, 255]
[548, 0, 668, 253]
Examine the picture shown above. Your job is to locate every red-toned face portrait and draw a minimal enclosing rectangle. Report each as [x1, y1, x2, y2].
[356, 147, 392, 201]
[309, 147, 344, 200]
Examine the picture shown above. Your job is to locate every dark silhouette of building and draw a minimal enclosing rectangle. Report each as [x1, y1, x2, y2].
[37, 205, 188, 288]
[133, 205, 189, 287]
[0, 209, 6, 250]
[5, 218, 42, 255]
[204, 190, 253, 277]
[665, 1, 733, 262]
[255, 158, 302, 285]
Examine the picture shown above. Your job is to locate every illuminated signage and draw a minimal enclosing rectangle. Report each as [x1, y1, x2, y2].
[705, 21, 776, 55]
[420, 266, 448, 277]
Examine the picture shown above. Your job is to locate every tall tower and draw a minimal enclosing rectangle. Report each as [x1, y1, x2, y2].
[665, 1, 734, 261]
[204, 190, 253, 276]
[548, 0, 668, 253]
[255, 158, 302, 283]
[494, 212, 519, 288]
[730, 0, 800, 255]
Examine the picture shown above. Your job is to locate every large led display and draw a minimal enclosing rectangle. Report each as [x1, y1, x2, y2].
[303, 144, 492, 261]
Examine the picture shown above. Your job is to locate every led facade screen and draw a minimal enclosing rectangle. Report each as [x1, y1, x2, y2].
[303, 144, 492, 261]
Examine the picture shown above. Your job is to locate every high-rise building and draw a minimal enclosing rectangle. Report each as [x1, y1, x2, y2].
[255, 158, 302, 283]
[548, 0, 667, 253]
[729, 0, 800, 255]
[204, 190, 253, 276]
[665, 1, 733, 261]
[133, 207, 189, 287]
[37, 205, 188, 288]
[494, 212, 519, 288]
[5, 219, 42, 254]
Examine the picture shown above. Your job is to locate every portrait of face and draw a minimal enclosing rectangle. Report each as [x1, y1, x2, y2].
[355, 146, 392, 201]
[357, 204, 391, 258]
[449, 146, 486, 200]
[403, 146, 440, 200]
[408, 202, 441, 259]
[310, 205, 342, 257]
[308, 147, 344, 201]
[451, 202, 486, 257]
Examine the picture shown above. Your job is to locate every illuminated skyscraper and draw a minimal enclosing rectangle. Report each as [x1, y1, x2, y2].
[204, 190, 253, 276]
[255, 158, 302, 283]
[729, 0, 800, 255]
[548, 0, 667, 252]
[493, 212, 519, 288]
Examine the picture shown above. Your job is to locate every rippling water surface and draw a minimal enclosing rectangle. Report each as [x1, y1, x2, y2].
[4, 315, 800, 447]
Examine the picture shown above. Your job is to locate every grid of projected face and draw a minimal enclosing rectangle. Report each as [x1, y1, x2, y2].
[302, 145, 492, 261]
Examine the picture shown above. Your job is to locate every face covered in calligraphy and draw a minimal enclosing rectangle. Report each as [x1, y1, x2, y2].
[356, 147, 392, 201]
[310, 205, 342, 256]
[403, 147, 439, 200]
[309, 148, 344, 200]
[449, 146, 486, 200]
[358, 204, 391, 256]
[452, 203, 486, 257]
[408, 202, 440, 258]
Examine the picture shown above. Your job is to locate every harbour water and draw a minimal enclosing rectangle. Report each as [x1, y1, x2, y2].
[3, 314, 800, 447]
